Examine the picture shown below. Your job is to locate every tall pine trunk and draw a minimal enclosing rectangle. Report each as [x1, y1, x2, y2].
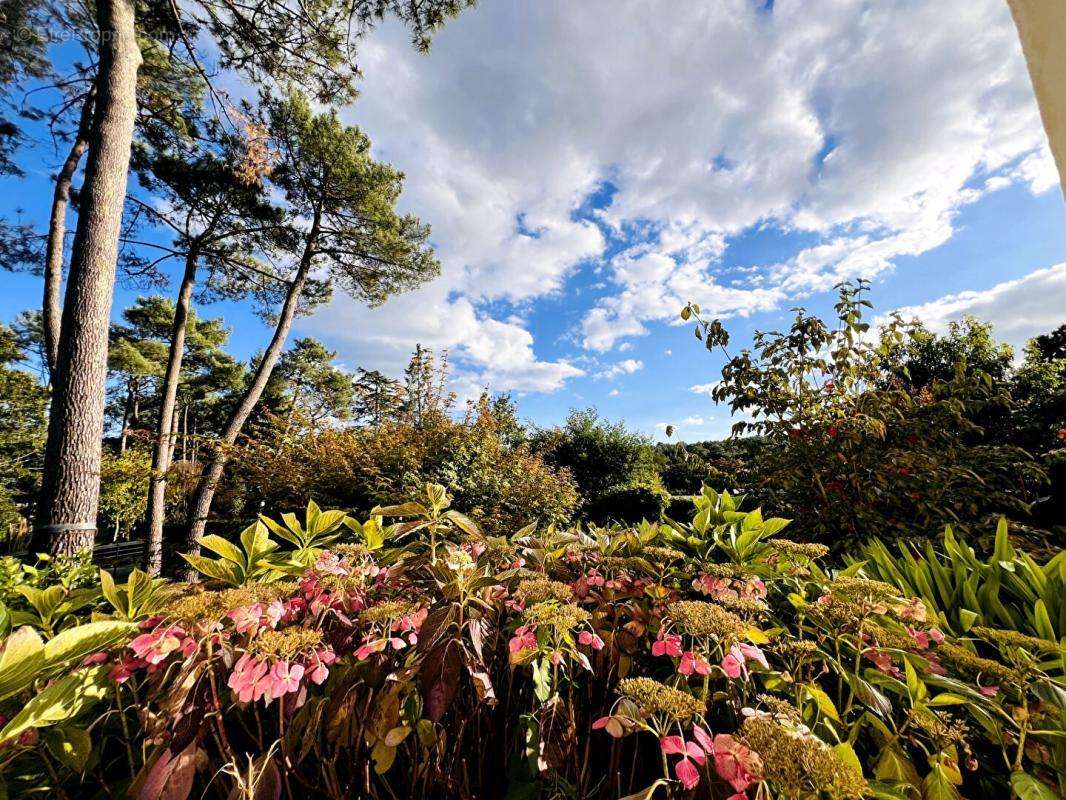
[183, 220, 319, 569]
[145, 248, 198, 575]
[33, 0, 142, 558]
[42, 87, 96, 380]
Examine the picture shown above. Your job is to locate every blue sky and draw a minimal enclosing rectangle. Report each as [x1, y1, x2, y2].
[2, 0, 1065, 441]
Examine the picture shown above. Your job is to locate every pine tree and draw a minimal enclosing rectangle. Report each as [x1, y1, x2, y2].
[183, 91, 439, 556]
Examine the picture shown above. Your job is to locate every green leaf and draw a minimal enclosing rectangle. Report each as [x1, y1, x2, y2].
[373, 502, 428, 518]
[196, 534, 244, 566]
[0, 666, 110, 743]
[179, 553, 242, 587]
[1033, 600, 1055, 642]
[312, 509, 347, 536]
[0, 627, 45, 701]
[958, 609, 979, 632]
[43, 621, 137, 668]
[98, 569, 122, 615]
[926, 693, 968, 707]
[874, 745, 920, 787]
[444, 510, 480, 537]
[1009, 771, 1060, 800]
[904, 658, 927, 703]
[922, 765, 962, 800]
[834, 741, 863, 776]
[43, 725, 92, 771]
[260, 514, 302, 548]
[804, 684, 841, 721]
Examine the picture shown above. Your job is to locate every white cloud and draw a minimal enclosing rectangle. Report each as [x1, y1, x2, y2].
[682, 416, 706, 426]
[595, 358, 644, 381]
[305, 285, 583, 393]
[690, 382, 720, 397]
[608, 388, 620, 397]
[302, 0, 1053, 389]
[888, 263, 1066, 352]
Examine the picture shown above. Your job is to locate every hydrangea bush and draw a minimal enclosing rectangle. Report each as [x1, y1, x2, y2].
[0, 486, 1061, 800]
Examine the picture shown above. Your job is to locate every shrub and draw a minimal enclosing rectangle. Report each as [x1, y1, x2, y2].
[226, 398, 578, 535]
[0, 486, 1060, 800]
[530, 408, 661, 519]
[584, 482, 667, 525]
[682, 281, 1045, 544]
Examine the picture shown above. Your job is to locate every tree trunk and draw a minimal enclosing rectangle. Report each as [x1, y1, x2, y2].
[183, 224, 319, 571]
[181, 403, 188, 461]
[145, 248, 197, 575]
[33, 0, 142, 559]
[119, 383, 132, 453]
[42, 87, 96, 381]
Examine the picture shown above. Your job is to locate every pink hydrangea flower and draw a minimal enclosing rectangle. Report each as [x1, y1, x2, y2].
[228, 604, 264, 634]
[109, 655, 145, 684]
[227, 654, 269, 702]
[314, 551, 348, 576]
[661, 736, 706, 790]
[578, 630, 605, 650]
[508, 626, 537, 654]
[712, 733, 762, 793]
[692, 574, 736, 599]
[691, 724, 715, 754]
[307, 648, 336, 685]
[266, 661, 305, 700]
[721, 651, 744, 678]
[652, 633, 682, 658]
[129, 625, 185, 665]
[355, 638, 388, 660]
[679, 651, 711, 676]
[721, 642, 768, 678]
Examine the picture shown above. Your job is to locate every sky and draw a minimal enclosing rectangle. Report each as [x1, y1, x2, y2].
[2, 0, 1065, 442]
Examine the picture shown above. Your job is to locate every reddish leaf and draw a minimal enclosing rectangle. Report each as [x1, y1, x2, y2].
[137, 742, 198, 800]
[420, 638, 462, 722]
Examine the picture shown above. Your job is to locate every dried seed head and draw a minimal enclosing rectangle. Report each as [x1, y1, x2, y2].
[768, 540, 829, 560]
[515, 578, 574, 605]
[641, 546, 686, 562]
[524, 602, 591, 630]
[667, 600, 748, 640]
[362, 599, 419, 625]
[742, 717, 867, 800]
[617, 677, 704, 722]
[936, 642, 1015, 685]
[971, 627, 1058, 653]
[249, 627, 324, 660]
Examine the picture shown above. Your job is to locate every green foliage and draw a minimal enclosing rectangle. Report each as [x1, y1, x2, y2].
[98, 568, 168, 622]
[584, 484, 667, 526]
[275, 338, 354, 426]
[264, 90, 439, 307]
[226, 392, 578, 536]
[853, 518, 1066, 638]
[97, 449, 151, 539]
[683, 281, 1046, 544]
[0, 323, 47, 543]
[181, 521, 281, 587]
[664, 486, 790, 564]
[259, 499, 349, 566]
[531, 408, 661, 522]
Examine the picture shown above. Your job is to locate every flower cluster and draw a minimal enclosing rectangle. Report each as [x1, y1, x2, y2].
[665, 600, 748, 641]
[615, 678, 705, 722]
[741, 716, 868, 800]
